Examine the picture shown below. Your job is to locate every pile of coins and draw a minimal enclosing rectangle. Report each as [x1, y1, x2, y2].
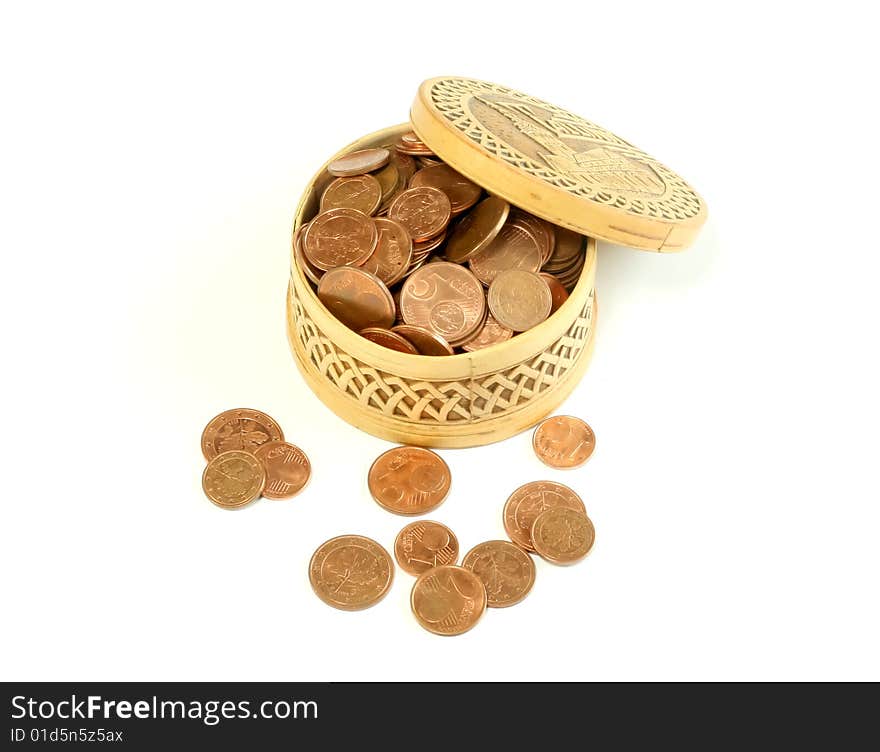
[294, 130, 589, 355]
[308, 414, 596, 635]
[200, 408, 310, 509]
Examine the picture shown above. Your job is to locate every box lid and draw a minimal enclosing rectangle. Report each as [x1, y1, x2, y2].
[410, 76, 706, 252]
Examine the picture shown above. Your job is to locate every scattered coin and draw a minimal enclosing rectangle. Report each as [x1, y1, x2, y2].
[462, 540, 536, 608]
[394, 520, 459, 576]
[201, 408, 284, 461]
[390, 324, 455, 356]
[309, 535, 394, 610]
[400, 262, 486, 346]
[387, 186, 451, 242]
[531, 507, 595, 565]
[317, 267, 395, 331]
[327, 147, 390, 177]
[410, 163, 481, 215]
[303, 207, 378, 270]
[487, 269, 553, 332]
[202, 450, 266, 509]
[253, 440, 311, 499]
[410, 565, 487, 636]
[368, 446, 451, 515]
[360, 327, 420, 354]
[533, 415, 596, 469]
[443, 196, 510, 263]
[320, 174, 382, 215]
[503, 481, 586, 552]
[359, 217, 412, 286]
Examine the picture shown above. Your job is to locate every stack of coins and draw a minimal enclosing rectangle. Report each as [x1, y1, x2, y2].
[295, 130, 589, 355]
[308, 414, 596, 635]
[200, 408, 310, 509]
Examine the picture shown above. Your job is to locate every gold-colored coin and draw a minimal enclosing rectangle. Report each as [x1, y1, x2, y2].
[327, 147, 390, 177]
[309, 535, 394, 610]
[372, 161, 400, 207]
[503, 480, 586, 552]
[443, 196, 509, 263]
[539, 272, 569, 314]
[359, 217, 412, 287]
[387, 186, 451, 242]
[394, 520, 459, 576]
[531, 507, 595, 565]
[368, 446, 451, 515]
[533, 415, 595, 469]
[253, 440, 311, 499]
[462, 540, 536, 608]
[317, 267, 395, 331]
[487, 269, 552, 332]
[410, 565, 487, 636]
[390, 324, 455, 356]
[320, 174, 382, 215]
[303, 208, 378, 270]
[202, 450, 266, 509]
[201, 408, 284, 461]
[360, 327, 419, 354]
[468, 218, 543, 286]
[461, 313, 513, 352]
[410, 163, 481, 215]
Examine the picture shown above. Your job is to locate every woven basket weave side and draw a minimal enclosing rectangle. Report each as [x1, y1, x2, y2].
[288, 285, 595, 427]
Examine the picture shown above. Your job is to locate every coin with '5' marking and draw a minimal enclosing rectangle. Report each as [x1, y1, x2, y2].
[254, 441, 311, 499]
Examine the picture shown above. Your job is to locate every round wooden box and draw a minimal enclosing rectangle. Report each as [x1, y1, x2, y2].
[287, 78, 705, 448]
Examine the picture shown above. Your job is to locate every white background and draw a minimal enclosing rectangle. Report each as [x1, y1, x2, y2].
[1, 1, 877, 681]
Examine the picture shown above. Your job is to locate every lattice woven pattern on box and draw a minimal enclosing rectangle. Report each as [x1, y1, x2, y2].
[288, 285, 595, 425]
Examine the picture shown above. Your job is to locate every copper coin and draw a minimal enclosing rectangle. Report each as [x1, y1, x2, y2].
[469, 219, 543, 286]
[391, 324, 455, 356]
[202, 450, 266, 509]
[443, 196, 509, 263]
[533, 415, 596, 469]
[389, 149, 417, 184]
[359, 217, 412, 286]
[544, 226, 584, 268]
[387, 186, 451, 242]
[539, 272, 570, 314]
[320, 174, 382, 215]
[511, 210, 555, 264]
[410, 163, 481, 215]
[317, 267, 395, 331]
[488, 269, 552, 332]
[410, 230, 447, 257]
[294, 221, 323, 285]
[201, 408, 284, 461]
[531, 507, 595, 565]
[372, 161, 400, 206]
[360, 327, 419, 354]
[394, 520, 459, 576]
[400, 262, 486, 346]
[395, 131, 434, 156]
[327, 147, 390, 177]
[462, 540, 536, 608]
[253, 440, 311, 499]
[410, 565, 487, 636]
[461, 313, 513, 353]
[503, 480, 586, 552]
[368, 446, 451, 515]
[303, 208, 378, 271]
[308, 535, 394, 611]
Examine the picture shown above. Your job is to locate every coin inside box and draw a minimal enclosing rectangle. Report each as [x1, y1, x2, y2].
[287, 77, 705, 448]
